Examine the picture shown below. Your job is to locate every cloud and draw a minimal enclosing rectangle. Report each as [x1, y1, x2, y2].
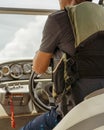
[0, 16, 47, 61]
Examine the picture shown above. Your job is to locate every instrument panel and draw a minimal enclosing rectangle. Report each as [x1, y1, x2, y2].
[0, 59, 52, 114]
[0, 59, 32, 82]
[0, 59, 52, 82]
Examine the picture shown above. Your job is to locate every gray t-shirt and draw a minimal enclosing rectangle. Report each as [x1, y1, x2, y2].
[39, 9, 104, 105]
[39, 10, 75, 56]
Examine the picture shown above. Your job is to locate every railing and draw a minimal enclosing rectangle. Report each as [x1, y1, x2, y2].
[0, 7, 57, 15]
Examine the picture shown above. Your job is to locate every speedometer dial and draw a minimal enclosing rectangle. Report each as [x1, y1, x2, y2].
[23, 63, 32, 74]
[10, 64, 23, 79]
[2, 66, 10, 76]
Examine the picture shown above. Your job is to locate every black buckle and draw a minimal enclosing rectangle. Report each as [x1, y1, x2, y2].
[66, 76, 75, 85]
[67, 58, 75, 66]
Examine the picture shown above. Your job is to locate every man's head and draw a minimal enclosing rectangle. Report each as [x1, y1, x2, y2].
[59, 0, 92, 9]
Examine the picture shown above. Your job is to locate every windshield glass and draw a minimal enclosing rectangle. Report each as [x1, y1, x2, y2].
[0, 0, 59, 62]
[0, 14, 47, 62]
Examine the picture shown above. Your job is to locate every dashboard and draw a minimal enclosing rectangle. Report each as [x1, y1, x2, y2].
[0, 59, 32, 82]
[0, 59, 52, 112]
[0, 59, 32, 109]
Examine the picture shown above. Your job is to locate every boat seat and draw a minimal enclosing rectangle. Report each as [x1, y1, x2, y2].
[94, 125, 104, 130]
[53, 93, 104, 130]
[84, 88, 104, 100]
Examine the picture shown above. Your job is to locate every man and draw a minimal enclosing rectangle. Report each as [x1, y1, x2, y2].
[33, 0, 104, 105]
[20, 0, 104, 129]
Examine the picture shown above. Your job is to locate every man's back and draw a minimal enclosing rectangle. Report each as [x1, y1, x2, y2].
[65, 2, 104, 104]
[40, 1, 104, 105]
[52, 2, 104, 105]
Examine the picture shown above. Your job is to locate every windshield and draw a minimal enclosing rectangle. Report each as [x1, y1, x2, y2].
[0, 0, 59, 62]
[0, 14, 47, 62]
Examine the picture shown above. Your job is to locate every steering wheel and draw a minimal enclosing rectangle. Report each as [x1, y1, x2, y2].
[29, 71, 55, 112]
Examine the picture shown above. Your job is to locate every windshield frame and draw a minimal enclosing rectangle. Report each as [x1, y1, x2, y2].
[0, 7, 57, 15]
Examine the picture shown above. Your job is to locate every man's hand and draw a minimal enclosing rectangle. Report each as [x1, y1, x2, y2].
[32, 51, 53, 74]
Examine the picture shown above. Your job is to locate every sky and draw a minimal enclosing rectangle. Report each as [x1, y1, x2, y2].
[0, 15, 48, 61]
[0, 0, 60, 9]
[0, 0, 99, 62]
[0, 0, 60, 62]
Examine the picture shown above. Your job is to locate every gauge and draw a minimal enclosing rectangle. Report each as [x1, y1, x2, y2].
[0, 71, 3, 79]
[10, 64, 23, 79]
[23, 63, 32, 74]
[45, 67, 52, 75]
[2, 66, 10, 76]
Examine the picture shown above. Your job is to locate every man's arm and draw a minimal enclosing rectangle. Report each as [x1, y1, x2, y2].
[32, 51, 53, 74]
[32, 14, 60, 74]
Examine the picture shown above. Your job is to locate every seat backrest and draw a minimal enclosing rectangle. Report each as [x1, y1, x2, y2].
[53, 93, 104, 130]
[84, 88, 104, 100]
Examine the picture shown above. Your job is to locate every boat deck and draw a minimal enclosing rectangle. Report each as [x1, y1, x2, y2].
[0, 104, 42, 130]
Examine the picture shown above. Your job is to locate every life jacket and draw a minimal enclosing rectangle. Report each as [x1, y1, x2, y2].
[65, 1, 104, 78]
[53, 2, 104, 96]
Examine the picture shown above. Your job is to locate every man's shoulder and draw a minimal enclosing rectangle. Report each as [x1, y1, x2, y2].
[49, 10, 67, 18]
[50, 10, 66, 15]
